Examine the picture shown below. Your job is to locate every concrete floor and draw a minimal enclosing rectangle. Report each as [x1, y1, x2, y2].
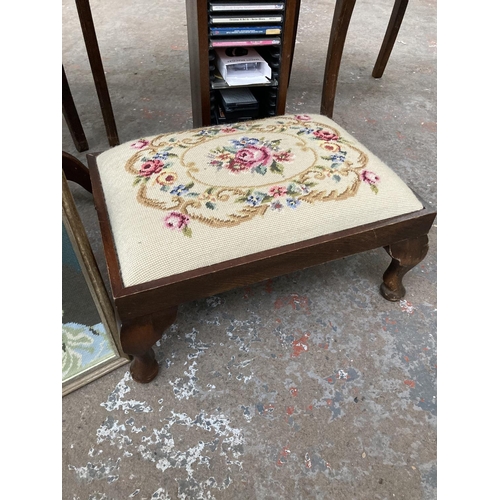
[62, 0, 437, 498]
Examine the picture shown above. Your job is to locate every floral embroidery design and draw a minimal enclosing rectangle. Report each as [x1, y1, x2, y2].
[164, 211, 191, 237]
[208, 137, 294, 175]
[360, 170, 380, 193]
[131, 139, 149, 150]
[124, 116, 380, 236]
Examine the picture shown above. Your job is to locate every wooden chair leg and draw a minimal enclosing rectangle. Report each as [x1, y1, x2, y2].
[63, 66, 89, 153]
[372, 0, 409, 78]
[120, 308, 178, 383]
[380, 234, 429, 301]
[62, 151, 93, 193]
[74, 0, 120, 147]
[320, 0, 357, 118]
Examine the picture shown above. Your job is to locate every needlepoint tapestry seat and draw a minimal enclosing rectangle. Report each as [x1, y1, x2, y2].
[94, 114, 423, 288]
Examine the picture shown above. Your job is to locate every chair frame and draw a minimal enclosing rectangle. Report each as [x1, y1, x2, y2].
[66, 0, 435, 384]
[63, 0, 120, 150]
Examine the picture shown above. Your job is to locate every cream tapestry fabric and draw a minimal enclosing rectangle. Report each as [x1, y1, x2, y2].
[96, 114, 423, 287]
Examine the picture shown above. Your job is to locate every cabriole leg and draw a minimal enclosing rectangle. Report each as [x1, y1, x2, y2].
[120, 307, 177, 383]
[380, 234, 429, 301]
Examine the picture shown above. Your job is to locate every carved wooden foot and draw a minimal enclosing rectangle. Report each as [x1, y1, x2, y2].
[120, 307, 177, 383]
[380, 235, 429, 301]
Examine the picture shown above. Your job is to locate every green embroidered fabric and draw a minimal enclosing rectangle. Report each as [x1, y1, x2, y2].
[96, 114, 423, 287]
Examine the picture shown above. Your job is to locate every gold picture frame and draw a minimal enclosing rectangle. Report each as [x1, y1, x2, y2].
[62, 170, 129, 396]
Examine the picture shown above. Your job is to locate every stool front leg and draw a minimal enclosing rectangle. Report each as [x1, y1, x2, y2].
[380, 234, 429, 301]
[120, 307, 177, 383]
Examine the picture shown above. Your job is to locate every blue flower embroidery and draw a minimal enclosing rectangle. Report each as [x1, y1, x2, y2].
[330, 152, 347, 164]
[286, 198, 301, 209]
[247, 194, 262, 207]
[230, 137, 260, 149]
[152, 150, 171, 160]
[170, 184, 189, 196]
[246, 193, 264, 206]
[195, 128, 219, 137]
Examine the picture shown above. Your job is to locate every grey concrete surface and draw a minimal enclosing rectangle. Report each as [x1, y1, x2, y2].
[62, 0, 437, 498]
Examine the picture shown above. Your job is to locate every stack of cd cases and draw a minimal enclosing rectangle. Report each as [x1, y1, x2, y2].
[201, 0, 288, 124]
[209, 1, 285, 48]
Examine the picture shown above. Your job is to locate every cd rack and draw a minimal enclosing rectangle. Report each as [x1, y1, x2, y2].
[186, 0, 299, 127]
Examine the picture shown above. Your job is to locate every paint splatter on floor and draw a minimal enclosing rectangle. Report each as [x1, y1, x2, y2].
[64, 269, 437, 498]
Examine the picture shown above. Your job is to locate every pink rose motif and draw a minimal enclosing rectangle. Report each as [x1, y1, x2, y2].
[360, 170, 380, 185]
[313, 129, 339, 141]
[230, 145, 273, 172]
[139, 159, 163, 176]
[131, 139, 149, 149]
[296, 114, 311, 121]
[269, 186, 287, 198]
[164, 212, 190, 230]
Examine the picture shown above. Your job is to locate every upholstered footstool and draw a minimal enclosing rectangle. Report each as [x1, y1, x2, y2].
[88, 114, 436, 383]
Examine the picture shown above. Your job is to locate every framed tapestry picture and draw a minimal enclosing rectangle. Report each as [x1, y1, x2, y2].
[62, 170, 129, 396]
